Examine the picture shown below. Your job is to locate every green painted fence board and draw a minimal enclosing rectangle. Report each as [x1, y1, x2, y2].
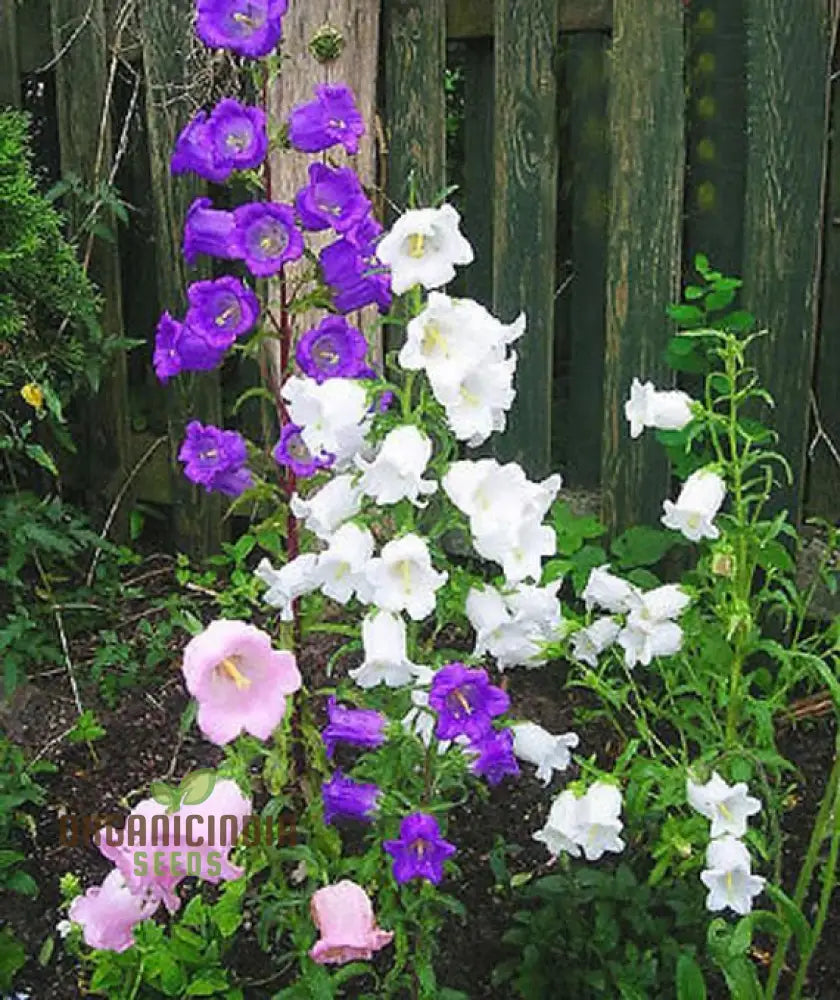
[1, 0, 20, 108]
[564, 31, 609, 488]
[460, 38, 494, 309]
[492, 0, 560, 478]
[448, 0, 612, 38]
[742, 0, 830, 523]
[140, 0, 222, 556]
[601, 0, 686, 534]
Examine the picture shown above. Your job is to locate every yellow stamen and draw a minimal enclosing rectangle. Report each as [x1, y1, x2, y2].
[414, 839, 426, 858]
[397, 560, 413, 593]
[453, 690, 471, 714]
[220, 657, 251, 690]
[232, 11, 257, 27]
[260, 235, 277, 251]
[421, 323, 445, 355]
[719, 802, 732, 820]
[459, 385, 480, 406]
[408, 233, 426, 258]
[216, 305, 238, 326]
[726, 871, 733, 891]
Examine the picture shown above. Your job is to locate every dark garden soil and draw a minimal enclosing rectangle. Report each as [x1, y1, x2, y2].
[3, 566, 839, 999]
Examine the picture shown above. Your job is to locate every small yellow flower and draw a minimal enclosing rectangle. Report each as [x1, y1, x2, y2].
[21, 383, 44, 410]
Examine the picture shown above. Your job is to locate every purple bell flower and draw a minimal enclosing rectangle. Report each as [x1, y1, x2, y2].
[172, 100, 268, 183]
[295, 163, 371, 235]
[428, 663, 510, 743]
[171, 113, 229, 185]
[183, 197, 237, 266]
[322, 771, 380, 825]
[272, 423, 333, 478]
[230, 202, 304, 277]
[320, 239, 392, 314]
[288, 83, 366, 155]
[296, 316, 369, 383]
[383, 813, 456, 885]
[196, 0, 288, 59]
[152, 313, 228, 383]
[153, 313, 187, 382]
[322, 697, 387, 759]
[469, 729, 520, 786]
[186, 276, 260, 345]
[178, 421, 253, 497]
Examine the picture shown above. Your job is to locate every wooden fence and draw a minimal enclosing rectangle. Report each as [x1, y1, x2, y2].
[2, 0, 839, 555]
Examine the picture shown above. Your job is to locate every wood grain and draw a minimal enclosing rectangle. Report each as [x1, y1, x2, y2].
[448, 0, 612, 38]
[600, 0, 685, 533]
[742, 0, 830, 523]
[0, 0, 20, 108]
[492, 0, 560, 477]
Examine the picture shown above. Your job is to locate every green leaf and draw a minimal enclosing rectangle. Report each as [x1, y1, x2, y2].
[0, 928, 27, 991]
[186, 973, 231, 996]
[611, 525, 678, 568]
[38, 935, 55, 966]
[6, 869, 38, 896]
[765, 884, 812, 954]
[179, 769, 218, 806]
[24, 443, 58, 475]
[667, 304, 705, 326]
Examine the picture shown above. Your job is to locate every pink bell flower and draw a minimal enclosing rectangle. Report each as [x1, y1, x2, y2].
[182, 619, 302, 745]
[309, 880, 394, 965]
[68, 869, 159, 952]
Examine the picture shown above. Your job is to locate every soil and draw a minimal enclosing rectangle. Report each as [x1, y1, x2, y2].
[2, 563, 838, 999]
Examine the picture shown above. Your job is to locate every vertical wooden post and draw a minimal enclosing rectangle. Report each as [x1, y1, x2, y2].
[382, 0, 447, 209]
[492, 0, 560, 478]
[139, 0, 222, 556]
[50, 0, 131, 536]
[742, 0, 831, 523]
[460, 38, 494, 309]
[601, 0, 686, 534]
[565, 31, 609, 488]
[0, 0, 20, 108]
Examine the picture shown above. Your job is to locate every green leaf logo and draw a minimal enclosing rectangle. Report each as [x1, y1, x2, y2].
[178, 769, 217, 806]
[149, 781, 180, 813]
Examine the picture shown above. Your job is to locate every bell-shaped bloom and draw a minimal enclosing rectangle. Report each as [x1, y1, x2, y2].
[183, 197, 237, 265]
[314, 522, 374, 604]
[377, 204, 473, 295]
[68, 869, 159, 953]
[350, 610, 420, 688]
[435, 351, 517, 447]
[296, 316, 369, 383]
[700, 836, 765, 916]
[289, 83, 365, 155]
[363, 534, 448, 621]
[511, 722, 579, 785]
[185, 276, 260, 345]
[230, 202, 304, 277]
[661, 467, 727, 542]
[687, 772, 762, 838]
[172, 99, 267, 183]
[356, 425, 437, 506]
[282, 375, 370, 468]
[320, 220, 392, 315]
[273, 423, 334, 479]
[322, 771, 380, 825]
[290, 475, 362, 541]
[178, 421, 253, 497]
[581, 565, 636, 614]
[176, 778, 251, 883]
[196, 0, 287, 58]
[469, 728, 520, 785]
[182, 619, 301, 745]
[401, 668, 450, 751]
[472, 514, 557, 585]
[383, 813, 456, 885]
[467, 582, 564, 670]
[153, 313, 228, 382]
[295, 163, 371, 234]
[570, 616, 621, 668]
[428, 663, 509, 742]
[322, 697, 386, 759]
[309, 880, 393, 965]
[255, 554, 320, 620]
[618, 583, 690, 669]
[534, 782, 625, 862]
[624, 377, 694, 439]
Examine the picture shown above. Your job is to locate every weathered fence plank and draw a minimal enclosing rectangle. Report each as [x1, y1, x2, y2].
[565, 32, 609, 488]
[1, 0, 20, 108]
[448, 0, 612, 38]
[742, 0, 831, 523]
[50, 0, 131, 536]
[601, 0, 686, 534]
[383, 0, 447, 209]
[140, 0, 221, 556]
[460, 38, 494, 308]
[492, 0, 560, 478]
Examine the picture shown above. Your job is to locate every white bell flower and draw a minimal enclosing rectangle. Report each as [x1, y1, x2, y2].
[625, 377, 694, 439]
[625, 583, 691, 623]
[290, 475, 362, 541]
[376, 204, 474, 295]
[700, 836, 765, 916]
[473, 518, 556, 585]
[350, 610, 420, 689]
[687, 772, 762, 838]
[534, 782, 625, 862]
[511, 722, 579, 784]
[435, 352, 517, 447]
[282, 375, 370, 466]
[533, 789, 584, 858]
[617, 619, 683, 668]
[313, 523, 374, 604]
[581, 565, 637, 614]
[661, 467, 726, 542]
[363, 533, 448, 621]
[467, 582, 563, 670]
[356, 425, 437, 506]
[401, 666, 451, 753]
[255, 554, 319, 621]
[570, 616, 622, 667]
[443, 460, 561, 533]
